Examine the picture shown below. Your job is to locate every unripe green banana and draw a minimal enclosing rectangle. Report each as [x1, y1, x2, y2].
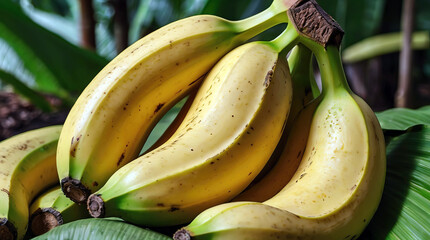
[174, 40, 386, 240]
[86, 25, 302, 226]
[57, 0, 297, 204]
[28, 186, 89, 237]
[0, 126, 61, 240]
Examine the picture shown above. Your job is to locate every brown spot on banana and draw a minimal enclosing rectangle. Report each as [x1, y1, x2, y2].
[297, 150, 302, 159]
[264, 64, 276, 87]
[1, 188, 10, 196]
[154, 103, 165, 113]
[169, 205, 181, 212]
[117, 153, 125, 166]
[17, 144, 28, 151]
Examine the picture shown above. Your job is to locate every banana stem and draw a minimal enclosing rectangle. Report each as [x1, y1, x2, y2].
[302, 39, 352, 96]
[234, 0, 293, 40]
[268, 23, 300, 54]
[288, 44, 314, 91]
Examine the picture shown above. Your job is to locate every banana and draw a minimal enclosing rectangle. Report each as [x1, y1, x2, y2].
[0, 126, 61, 240]
[28, 186, 88, 236]
[174, 39, 386, 240]
[57, 0, 296, 204]
[233, 44, 316, 202]
[86, 26, 301, 227]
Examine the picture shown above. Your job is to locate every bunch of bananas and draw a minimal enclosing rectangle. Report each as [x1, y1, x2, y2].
[0, 0, 386, 239]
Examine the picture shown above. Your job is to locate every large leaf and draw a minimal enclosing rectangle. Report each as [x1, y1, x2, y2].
[0, 0, 108, 99]
[367, 125, 430, 239]
[376, 106, 430, 131]
[22, 0, 79, 45]
[32, 218, 171, 240]
[0, 38, 35, 88]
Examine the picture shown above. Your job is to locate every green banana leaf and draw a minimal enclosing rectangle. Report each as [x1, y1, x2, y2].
[32, 218, 171, 240]
[359, 106, 430, 239]
[366, 125, 430, 239]
[140, 97, 187, 154]
[376, 106, 430, 131]
[0, 0, 108, 103]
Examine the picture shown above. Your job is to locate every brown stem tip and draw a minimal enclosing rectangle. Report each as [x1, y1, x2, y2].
[0, 218, 17, 240]
[61, 177, 91, 204]
[173, 228, 192, 240]
[288, 0, 344, 47]
[87, 194, 105, 218]
[30, 208, 62, 236]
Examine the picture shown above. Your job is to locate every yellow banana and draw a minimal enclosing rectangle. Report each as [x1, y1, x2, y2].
[0, 126, 61, 240]
[86, 26, 301, 226]
[233, 44, 316, 202]
[28, 186, 88, 237]
[57, 0, 296, 204]
[174, 39, 386, 240]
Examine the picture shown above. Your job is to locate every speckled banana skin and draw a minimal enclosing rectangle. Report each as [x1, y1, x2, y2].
[56, 4, 290, 204]
[0, 126, 62, 240]
[177, 45, 386, 240]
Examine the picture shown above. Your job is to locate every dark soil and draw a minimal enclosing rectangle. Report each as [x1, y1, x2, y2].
[0, 91, 69, 141]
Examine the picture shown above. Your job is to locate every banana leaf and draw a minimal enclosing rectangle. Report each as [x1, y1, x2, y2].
[0, 0, 108, 103]
[376, 106, 430, 131]
[363, 107, 430, 239]
[366, 125, 430, 239]
[32, 218, 171, 240]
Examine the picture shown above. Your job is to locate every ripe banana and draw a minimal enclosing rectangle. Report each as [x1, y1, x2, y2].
[0, 126, 61, 240]
[29, 186, 88, 236]
[86, 26, 302, 226]
[233, 44, 316, 202]
[57, 0, 296, 204]
[174, 44, 386, 240]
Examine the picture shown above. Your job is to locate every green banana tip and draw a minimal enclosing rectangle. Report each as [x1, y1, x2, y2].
[29, 208, 63, 236]
[173, 228, 192, 240]
[61, 177, 91, 205]
[87, 194, 105, 219]
[0, 218, 17, 240]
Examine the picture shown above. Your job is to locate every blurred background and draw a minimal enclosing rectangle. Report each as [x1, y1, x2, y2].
[0, 0, 429, 141]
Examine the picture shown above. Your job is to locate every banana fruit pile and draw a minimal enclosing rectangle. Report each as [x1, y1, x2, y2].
[0, 0, 386, 239]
